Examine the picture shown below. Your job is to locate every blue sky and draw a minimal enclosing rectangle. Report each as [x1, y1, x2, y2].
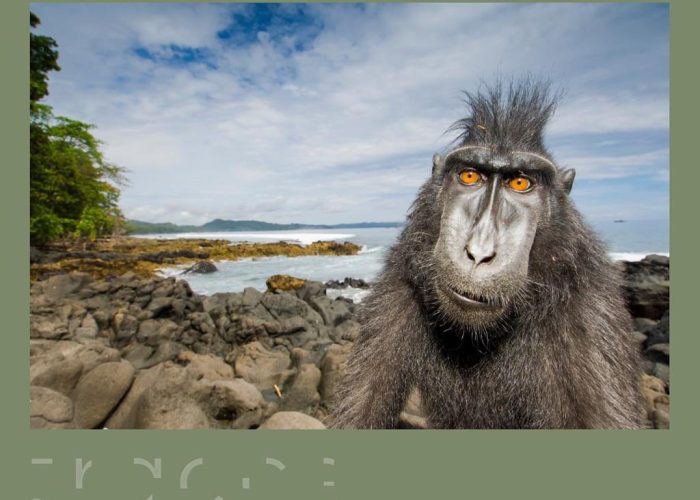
[31, 3, 669, 225]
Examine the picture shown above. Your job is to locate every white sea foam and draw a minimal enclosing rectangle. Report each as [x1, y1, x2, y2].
[157, 266, 186, 278]
[358, 245, 384, 254]
[326, 287, 372, 303]
[136, 231, 355, 246]
[609, 252, 669, 262]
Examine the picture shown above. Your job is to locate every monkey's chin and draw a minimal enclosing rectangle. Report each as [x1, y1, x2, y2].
[435, 285, 506, 328]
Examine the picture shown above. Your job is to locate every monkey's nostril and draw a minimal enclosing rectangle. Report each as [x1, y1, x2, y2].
[465, 245, 496, 265]
[481, 253, 495, 264]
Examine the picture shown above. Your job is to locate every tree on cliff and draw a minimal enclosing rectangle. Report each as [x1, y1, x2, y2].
[30, 12, 60, 104]
[30, 12, 126, 245]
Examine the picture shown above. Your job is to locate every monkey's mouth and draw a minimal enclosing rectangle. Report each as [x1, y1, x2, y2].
[444, 286, 502, 310]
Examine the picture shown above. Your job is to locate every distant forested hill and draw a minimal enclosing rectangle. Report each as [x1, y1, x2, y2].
[126, 219, 401, 234]
[125, 221, 200, 234]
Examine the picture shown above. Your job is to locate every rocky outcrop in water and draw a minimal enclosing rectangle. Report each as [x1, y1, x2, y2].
[30, 238, 362, 281]
[182, 260, 218, 274]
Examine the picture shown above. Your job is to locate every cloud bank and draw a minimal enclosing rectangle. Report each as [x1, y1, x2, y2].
[32, 3, 669, 224]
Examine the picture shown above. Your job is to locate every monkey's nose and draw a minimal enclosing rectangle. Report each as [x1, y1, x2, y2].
[465, 244, 496, 266]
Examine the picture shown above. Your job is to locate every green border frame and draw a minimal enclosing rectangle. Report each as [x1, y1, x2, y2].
[3, 1, 694, 498]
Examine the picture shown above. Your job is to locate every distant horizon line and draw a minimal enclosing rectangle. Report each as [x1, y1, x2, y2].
[128, 217, 404, 225]
[126, 216, 669, 225]
[125, 218, 405, 234]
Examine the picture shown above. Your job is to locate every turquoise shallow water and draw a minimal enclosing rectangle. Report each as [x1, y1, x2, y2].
[149, 220, 668, 296]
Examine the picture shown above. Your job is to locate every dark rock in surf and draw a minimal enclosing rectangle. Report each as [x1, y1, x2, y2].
[182, 260, 218, 274]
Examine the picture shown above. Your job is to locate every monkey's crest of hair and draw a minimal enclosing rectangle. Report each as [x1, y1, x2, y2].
[449, 78, 560, 154]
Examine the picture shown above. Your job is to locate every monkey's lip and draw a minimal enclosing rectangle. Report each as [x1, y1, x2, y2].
[444, 286, 501, 310]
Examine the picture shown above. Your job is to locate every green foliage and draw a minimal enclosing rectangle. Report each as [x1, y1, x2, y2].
[125, 220, 199, 234]
[75, 207, 115, 241]
[30, 213, 67, 245]
[30, 13, 60, 104]
[30, 13, 126, 246]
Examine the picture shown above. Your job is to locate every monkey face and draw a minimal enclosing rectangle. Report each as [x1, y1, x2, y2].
[431, 146, 574, 327]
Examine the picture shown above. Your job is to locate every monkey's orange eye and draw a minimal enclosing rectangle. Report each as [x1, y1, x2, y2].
[508, 177, 532, 192]
[458, 170, 481, 186]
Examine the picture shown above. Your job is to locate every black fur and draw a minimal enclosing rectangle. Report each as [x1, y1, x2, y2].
[331, 80, 645, 429]
[448, 77, 560, 153]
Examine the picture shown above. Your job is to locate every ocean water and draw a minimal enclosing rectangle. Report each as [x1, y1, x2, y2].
[150, 219, 668, 298]
[154, 228, 399, 299]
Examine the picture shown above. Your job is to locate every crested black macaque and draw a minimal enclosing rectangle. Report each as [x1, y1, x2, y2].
[331, 80, 646, 429]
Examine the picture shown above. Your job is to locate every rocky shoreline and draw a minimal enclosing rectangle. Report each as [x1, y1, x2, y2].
[30, 237, 362, 281]
[29, 250, 669, 430]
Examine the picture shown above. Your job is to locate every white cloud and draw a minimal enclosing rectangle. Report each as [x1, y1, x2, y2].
[559, 150, 669, 180]
[551, 94, 669, 135]
[32, 3, 669, 225]
[128, 4, 232, 48]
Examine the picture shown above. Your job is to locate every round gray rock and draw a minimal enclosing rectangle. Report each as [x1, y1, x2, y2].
[259, 411, 326, 430]
[319, 343, 353, 402]
[183, 260, 218, 274]
[280, 364, 322, 412]
[234, 341, 293, 391]
[209, 378, 265, 413]
[30, 386, 74, 429]
[105, 364, 165, 429]
[30, 357, 84, 396]
[73, 362, 135, 428]
[133, 388, 210, 429]
[180, 351, 234, 381]
[202, 378, 267, 429]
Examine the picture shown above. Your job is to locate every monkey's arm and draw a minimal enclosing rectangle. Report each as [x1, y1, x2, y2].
[330, 280, 427, 429]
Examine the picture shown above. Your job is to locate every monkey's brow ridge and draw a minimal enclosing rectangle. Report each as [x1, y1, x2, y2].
[444, 146, 558, 171]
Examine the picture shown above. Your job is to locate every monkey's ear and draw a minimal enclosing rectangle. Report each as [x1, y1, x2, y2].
[432, 153, 444, 177]
[561, 168, 576, 194]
